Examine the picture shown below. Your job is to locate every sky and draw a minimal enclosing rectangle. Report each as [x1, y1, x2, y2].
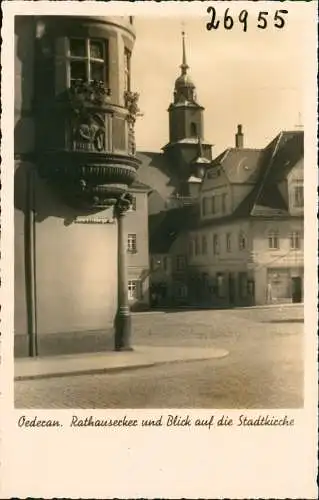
[132, 14, 304, 156]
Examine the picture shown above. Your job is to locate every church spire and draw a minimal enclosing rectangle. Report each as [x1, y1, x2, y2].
[180, 31, 189, 75]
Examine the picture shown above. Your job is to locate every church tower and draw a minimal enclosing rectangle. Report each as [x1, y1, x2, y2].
[163, 32, 212, 185]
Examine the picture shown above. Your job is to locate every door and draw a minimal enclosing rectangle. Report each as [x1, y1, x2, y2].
[228, 273, 235, 305]
[291, 276, 302, 303]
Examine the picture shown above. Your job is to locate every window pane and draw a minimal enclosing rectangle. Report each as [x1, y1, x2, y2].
[70, 39, 86, 57]
[70, 60, 86, 81]
[90, 62, 104, 83]
[90, 40, 104, 60]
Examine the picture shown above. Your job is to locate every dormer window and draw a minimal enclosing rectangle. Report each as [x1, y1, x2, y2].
[68, 38, 109, 87]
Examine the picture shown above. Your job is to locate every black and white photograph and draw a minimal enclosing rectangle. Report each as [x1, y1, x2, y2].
[13, 11, 307, 409]
[1, 1, 317, 498]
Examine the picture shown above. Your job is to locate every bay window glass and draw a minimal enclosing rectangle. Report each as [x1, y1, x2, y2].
[69, 38, 108, 86]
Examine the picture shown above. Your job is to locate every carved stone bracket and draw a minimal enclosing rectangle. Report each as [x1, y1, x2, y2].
[114, 192, 133, 217]
[124, 91, 140, 123]
[124, 91, 140, 155]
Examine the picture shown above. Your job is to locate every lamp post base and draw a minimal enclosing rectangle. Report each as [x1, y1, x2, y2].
[114, 309, 133, 351]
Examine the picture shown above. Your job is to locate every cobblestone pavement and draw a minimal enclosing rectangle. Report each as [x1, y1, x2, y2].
[15, 305, 304, 408]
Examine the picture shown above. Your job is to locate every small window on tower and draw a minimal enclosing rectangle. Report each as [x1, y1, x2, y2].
[190, 122, 197, 136]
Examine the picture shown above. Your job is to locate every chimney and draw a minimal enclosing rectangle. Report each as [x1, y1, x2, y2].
[235, 124, 244, 148]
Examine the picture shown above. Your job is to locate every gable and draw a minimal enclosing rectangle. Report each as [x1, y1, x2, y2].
[287, 157, 303, 183]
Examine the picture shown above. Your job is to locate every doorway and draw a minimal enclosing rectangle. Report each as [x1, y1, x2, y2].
[228, 273, 235, 305]
[291, 276, 302, 303]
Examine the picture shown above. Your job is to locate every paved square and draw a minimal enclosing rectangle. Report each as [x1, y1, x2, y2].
[15, 305, 304, 408]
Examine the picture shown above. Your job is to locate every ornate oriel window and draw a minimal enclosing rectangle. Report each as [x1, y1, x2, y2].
[68, 38, 109, 86]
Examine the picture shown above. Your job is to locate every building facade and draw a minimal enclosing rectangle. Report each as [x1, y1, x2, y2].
[187, 130, 304, 307]
[15, 15, 149, 356]
[140, 32, 304, 308]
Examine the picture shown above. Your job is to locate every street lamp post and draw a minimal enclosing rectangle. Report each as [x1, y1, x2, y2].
[114, 194, 133, 351]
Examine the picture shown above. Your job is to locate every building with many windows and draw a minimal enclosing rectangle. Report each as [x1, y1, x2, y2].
[139, 34, 304, 307]
[125, 180, 151, 310]
[148, 127, 304, 308]
[187, 129, 304, 306]
[14, 15, 149, 356]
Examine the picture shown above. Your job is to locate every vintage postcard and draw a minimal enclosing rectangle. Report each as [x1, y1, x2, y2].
[1, 0, 318, 498]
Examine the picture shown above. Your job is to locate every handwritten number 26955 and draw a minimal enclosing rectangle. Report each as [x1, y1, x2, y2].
[206, 7, 288, 32]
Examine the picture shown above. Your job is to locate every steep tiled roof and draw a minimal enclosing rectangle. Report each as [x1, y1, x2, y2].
[136, 151, 179, 200]
[211, 148, 263, 184]
[199, 130, 304, 226]
[250, 131, 304, 216]
[147, 130, 304, 245]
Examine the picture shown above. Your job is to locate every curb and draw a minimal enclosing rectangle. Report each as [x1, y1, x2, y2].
[14, 354, 229, 382]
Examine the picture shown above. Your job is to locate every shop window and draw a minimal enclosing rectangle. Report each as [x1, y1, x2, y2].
[177, 284, 188, 298]
[68, 37, 108, 87]
[217, 273, 225, 298]
[239, 272, 248, 298]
